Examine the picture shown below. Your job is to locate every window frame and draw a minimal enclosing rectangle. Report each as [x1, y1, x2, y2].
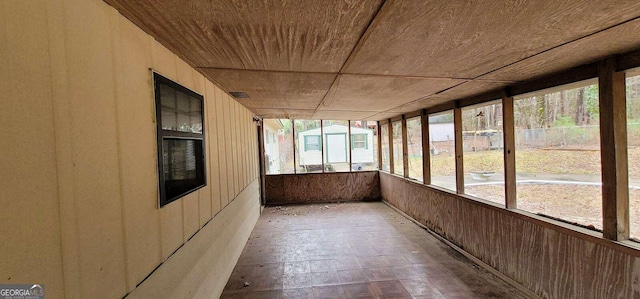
[154, 72, 207, 207]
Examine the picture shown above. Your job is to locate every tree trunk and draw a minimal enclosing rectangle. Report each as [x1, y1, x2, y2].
[575, 88, 585, 126]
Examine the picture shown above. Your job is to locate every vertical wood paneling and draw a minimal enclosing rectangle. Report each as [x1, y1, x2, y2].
[250, 111, 254, 181]
[246, 110, 251, 185]
[195, 73, 212, 227]
[64, 0, 127, 296]
[47, 0, 81, 296]
[243, 109, 248, 188]
[234, 101, 241, 195]
[114, 15, 162, 290]
[1, 1, 65, 297]
[223, 94, 235, 203]
[229, 99, 237, 197]
[150, 38, 177, 79]
[215, 88, 230, 207]
[206, 82, 222, 216]
[177, 59, 200, 241]
[5, 1, 262, 297]
[238, 108, 244, 189]
[151, 40, 185, 261]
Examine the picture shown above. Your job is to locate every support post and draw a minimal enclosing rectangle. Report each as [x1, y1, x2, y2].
[292, 120, 297, 174]
[388, 119, 395, 174]
[502, 96, 517, 209]
[320, 120, 325, 173]
[402, 115, 409, 178]
[599, 57, 630, 241]
[454, 105, 465, 194]
[421, 110, 431, 185]
[377, 121, 383, 170]
[348, 120, 353, 171]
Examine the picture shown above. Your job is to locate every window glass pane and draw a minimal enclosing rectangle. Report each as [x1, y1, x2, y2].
[190, 97, 203, 133]
[514, 81, 602, 231]
[177, 90, 202, 133]
[162, 138, 205, 201]
[429, 111, 455, 191]
[295, 120, 322, 173]
[323, 120, 350, 172]
[264, 119, 294, 174]
[407, 116, 423, 182]
[626, 72, 640, 240]
[462, 102, 505, 206]
[159, 82, 203, 133]
[350, 121, 377, 171]
[160, 83, 177, 131]
[392, 121, 404, 175]
[381, 123, 390, 171]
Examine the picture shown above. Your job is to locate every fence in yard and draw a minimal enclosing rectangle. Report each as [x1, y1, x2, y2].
[515, 125, 600, 149]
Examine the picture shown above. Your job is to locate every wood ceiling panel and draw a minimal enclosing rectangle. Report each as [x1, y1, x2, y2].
[364, 111, 404, 121]
[346, 0, 640, 78]
[320, 74, 463, 112]
[480, 19, 640, 82]
[311, 110, 379, 120]
[252, 108, 315, 120]
[385, 80, 506, 114]
[200, 69, 336, 110]
[106, 0, 382, 72]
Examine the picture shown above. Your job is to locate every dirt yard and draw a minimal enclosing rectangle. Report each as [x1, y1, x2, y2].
[466, 184, 640, 240]
[423, 147, 640, 242]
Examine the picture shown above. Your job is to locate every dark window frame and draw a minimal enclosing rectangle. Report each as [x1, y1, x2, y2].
[154, 72, 206, 207]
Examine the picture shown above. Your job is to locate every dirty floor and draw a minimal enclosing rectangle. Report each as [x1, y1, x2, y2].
[221, 202, 530, 298]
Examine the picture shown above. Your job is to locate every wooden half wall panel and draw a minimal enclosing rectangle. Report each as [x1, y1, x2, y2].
[379, 172, 640, 298]
[265, 172, 381, 204]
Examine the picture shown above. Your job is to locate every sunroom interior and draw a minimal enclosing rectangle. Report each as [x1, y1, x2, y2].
[3, 0, 640, 298]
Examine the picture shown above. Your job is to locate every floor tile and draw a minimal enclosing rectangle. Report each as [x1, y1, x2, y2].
[221, 202, 529, 299]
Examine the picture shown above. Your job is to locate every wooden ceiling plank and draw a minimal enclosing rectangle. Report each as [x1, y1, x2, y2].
[106, 0, 383, 72]
[320, 74, 463, 112]
[345, 0, 640, 78]
[200, 69, 337, 110]
[481, 18, 640, 82]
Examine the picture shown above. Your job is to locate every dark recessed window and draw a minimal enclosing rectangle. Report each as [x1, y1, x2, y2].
[154, 72, 206, 207]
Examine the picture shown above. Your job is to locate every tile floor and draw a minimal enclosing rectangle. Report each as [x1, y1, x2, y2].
[221, 202, 530, 298]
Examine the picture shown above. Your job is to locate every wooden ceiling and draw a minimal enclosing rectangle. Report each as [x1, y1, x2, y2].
[105, 0, 640, 120]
